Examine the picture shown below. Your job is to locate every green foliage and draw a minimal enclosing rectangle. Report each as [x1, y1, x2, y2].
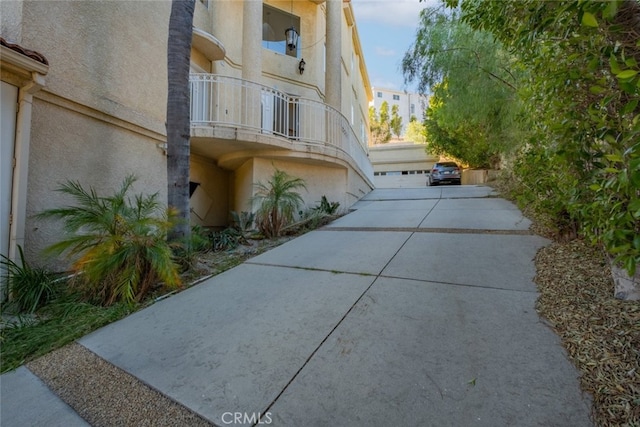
[210, 228, 241, 251]
[251, 169, 307, 238]
[405, 119, 427, 144]
[291, 211, 329, 233]
[1, 297, 132, 373]
[230, 211, 256, 242]
[451, 0, 640, 276]
[390, 104, 403, 139]
[1, 246, 61, 313]
[402, 8, 526, 168]
[172, 225, 210, 271]
[369, 104, 392, 144]
[500, 144, 579, 239]
[574, 141, 640, 275]
[285, 196, 341, 233]
[311, 196, 340, 215]
[36, 175, 181, 306]
[424, 89, 504, 168]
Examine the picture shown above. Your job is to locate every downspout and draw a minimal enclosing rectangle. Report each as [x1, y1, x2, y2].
[9, 72, 47, 262]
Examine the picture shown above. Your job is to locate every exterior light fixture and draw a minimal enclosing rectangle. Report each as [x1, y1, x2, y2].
[298, 58, 306, 74]
[285, 0, 298, 51]
[285, 26, 298, 51]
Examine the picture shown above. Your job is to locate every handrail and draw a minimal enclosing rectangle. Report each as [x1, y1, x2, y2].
[189, 74, 372, 179]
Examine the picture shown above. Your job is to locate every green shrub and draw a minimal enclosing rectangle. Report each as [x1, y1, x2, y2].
[172, 225, 210, 271]
[210, 228, 241, 251]
[35, 175, 181, 306]
[230, 211, 256, 243]
[311, 196, 340, 215]
[1, 297, 132, 373]
[251, 169, 306, 238]
[1, 246, 61, 313]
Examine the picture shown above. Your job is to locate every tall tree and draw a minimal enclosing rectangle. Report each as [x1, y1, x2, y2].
[166, 0, 195, 242]
[405, 116, 427, 144]
[390, 104, 403, 139]
[402, 8, 525, 167]
[378, 101, 390, 132]
[369, 105, 391, 144]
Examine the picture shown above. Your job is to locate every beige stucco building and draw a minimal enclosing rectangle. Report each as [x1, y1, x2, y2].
[0, 0, 374, 274]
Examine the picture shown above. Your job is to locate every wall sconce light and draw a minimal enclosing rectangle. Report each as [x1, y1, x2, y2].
[298, 58, 306, 75]
[285, 26, 299, 51]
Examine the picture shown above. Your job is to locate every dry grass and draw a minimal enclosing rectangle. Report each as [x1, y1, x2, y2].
[534, 239, 640, 427]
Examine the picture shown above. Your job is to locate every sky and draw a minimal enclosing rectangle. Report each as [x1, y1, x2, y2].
[351, 0, 439, 93]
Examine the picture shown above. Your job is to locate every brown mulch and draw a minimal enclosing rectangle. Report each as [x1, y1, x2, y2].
[534, 239, 640, 427]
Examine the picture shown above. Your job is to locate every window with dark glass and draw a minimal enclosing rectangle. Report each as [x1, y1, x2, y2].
[262, 4, 300, 58]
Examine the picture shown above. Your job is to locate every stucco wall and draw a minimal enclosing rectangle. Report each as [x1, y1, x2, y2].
[14, 1, 172, 269]
[193, 0, 214, 34]
[26, 99, 167, 269]
[346, 164, 373, 208]
[252, 158, 348, 215]
[20, 1, 169, 135]
[0, 1, 23, 41]
[190, 155, 230, 227]
[209, 0, 243, 78]
[232, 158, 255, 214]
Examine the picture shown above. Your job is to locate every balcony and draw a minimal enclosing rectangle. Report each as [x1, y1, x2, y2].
[189, 74, 373, 181]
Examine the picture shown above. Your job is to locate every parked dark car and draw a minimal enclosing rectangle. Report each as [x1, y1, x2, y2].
[427, 162, 461, 186]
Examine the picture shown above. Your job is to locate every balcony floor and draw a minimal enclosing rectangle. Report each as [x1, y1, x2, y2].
[191, 125, 352, 171]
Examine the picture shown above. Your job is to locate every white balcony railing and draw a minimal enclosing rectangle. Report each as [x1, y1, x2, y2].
[190, 74, 373, 180]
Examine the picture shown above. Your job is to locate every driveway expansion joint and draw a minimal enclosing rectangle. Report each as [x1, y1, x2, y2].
[377, 274, 541, 294]
[243, 261, 375, 277]
[322, 226, 535, 235]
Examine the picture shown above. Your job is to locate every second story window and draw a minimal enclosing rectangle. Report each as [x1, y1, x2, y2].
[263, 4, 300, 58]
[377, 92, 382, 98]
[392, 94, 400, 101]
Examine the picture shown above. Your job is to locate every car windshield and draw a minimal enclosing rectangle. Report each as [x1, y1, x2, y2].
[437, 162, 458, 168]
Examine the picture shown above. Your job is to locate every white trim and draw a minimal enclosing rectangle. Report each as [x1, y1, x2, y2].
[192, 27, 226, 61]
[0, 46, 49, 76]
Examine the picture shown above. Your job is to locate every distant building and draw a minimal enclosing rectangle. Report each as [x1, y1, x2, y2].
[370, 87, 428, 138]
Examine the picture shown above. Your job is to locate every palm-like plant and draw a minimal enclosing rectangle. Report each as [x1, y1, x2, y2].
[1, 246, 60, 313]
[251, 169, 307, 238]
[36, 175, 181, 306]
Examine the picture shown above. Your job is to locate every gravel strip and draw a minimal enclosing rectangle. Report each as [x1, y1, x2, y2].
[27, 343, 213, 427]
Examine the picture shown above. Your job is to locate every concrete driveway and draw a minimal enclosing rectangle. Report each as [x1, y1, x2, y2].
[2, 186, 593, 426]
